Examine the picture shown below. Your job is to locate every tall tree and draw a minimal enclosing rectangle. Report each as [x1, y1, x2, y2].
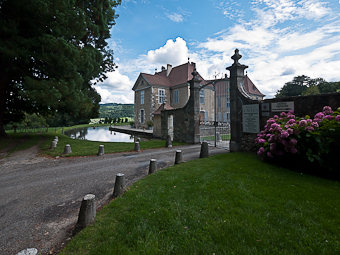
[0, 0, 121, 136]
[275, 75, 310, 98]
[275, 75, 329, 98]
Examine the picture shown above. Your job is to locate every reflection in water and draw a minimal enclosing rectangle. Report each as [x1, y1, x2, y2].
[65, 126, 134, 142]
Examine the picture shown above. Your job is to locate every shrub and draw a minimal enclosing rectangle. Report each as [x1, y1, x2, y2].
[255, 106, 340, 173]
[147, 120, 153, 127]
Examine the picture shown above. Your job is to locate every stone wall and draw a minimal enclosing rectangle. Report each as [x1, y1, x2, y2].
[259, 93, 340, 128]
[153, 115, 162, 138]
[152, 86, 171, 114]
[134, 86, 173, 128]
[200, 87, 215, 121]
[170, 84, 190, 108]
[160, 71, 202, 144]
[134, 87, 152, 128]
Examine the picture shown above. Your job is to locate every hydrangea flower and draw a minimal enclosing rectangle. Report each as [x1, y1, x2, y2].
[254, 105, 339, 162]
[325, 115, 333, 120]
[299, 120, 307, 127]
[323, 106, 333, 115]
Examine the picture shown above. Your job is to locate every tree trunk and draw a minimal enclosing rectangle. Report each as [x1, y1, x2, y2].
[0, 74, 8, 138]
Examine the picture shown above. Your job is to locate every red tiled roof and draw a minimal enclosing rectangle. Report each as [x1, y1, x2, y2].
[153, 102, 174, 115]
[142, 62, 203, 87]
[141, 73, 172, 87]
[139, 62, 264, 97]
[244, 75, 265, 96]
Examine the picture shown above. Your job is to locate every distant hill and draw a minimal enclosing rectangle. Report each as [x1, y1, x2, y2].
[99, 103, 134, 118]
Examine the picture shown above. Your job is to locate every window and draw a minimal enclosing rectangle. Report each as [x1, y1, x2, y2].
[218, 112, 222, 122]
[158, 89, 165, 104]
[217, 96, 221, 108]
[204, 111, 208, 121]
[227, 112, 230, 122]
[140, 109, 145, 124]
[173, 89, 179, 104]
[200, 89, 205, 104]
[223, 112, 227, 122]
[140, 90, 144, 104]
[226, 98, 230, 109]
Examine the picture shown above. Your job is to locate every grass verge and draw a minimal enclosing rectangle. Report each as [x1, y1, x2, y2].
[0, 134, 42, 157]
[40, 133, 184, 157]
[60, 153, 340, 255]
[1, 124, 184, 157]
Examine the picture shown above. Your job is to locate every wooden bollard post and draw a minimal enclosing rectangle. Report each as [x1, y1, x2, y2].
[97, 145, 104, 156]
[148, 159, 157, 174]
[134, 142, 140, 152]
[74, 194, 96, 233]
[166, 135, 172, 148]
[63, 144, 72, 154]
[113, 173, 125, 198]
[200, 141, 209, 158]
[175, 150, 183, 164]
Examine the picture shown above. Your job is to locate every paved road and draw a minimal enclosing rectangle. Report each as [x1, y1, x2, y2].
[0, 144, 227, 254]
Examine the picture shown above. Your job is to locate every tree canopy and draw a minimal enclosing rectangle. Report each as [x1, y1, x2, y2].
[0, 0, 121, 136]
[275, 75, 340, 98]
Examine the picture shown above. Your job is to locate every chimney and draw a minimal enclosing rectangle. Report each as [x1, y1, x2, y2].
[166, 64, 172, 77]
[161, 66, 166, 71]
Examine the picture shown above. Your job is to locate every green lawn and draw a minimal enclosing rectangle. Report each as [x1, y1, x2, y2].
[1, 125, 184, 157]
[40, 133, 184, 157]
[201, 134, 230, 141]
[60, 153, 340, 255]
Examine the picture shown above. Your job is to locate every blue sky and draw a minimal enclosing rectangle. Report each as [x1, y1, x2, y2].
[96, 0, 340, 103]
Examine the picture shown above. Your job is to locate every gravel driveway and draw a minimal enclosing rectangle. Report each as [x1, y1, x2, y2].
[0, 144, 227, 254]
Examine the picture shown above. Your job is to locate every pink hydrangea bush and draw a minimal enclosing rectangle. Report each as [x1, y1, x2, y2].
[255, 106, 340, 173]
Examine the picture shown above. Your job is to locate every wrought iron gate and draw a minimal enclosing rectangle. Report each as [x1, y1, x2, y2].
[199, 79, 230, 149]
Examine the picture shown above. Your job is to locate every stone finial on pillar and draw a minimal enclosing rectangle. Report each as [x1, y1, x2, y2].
[231, 48, 242, 66]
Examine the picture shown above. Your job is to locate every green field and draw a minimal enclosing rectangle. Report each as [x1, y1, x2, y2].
[99, 103, 134, 118]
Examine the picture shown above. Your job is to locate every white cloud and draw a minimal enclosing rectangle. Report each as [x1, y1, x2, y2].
[145, 37, 189, 66]
[193, 0, 340, 97]
[95, 70, 134, 104]
[104, 0, 339, 103]
[166, 13, 184, 22]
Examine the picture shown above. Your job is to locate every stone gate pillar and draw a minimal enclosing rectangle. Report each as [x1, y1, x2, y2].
[226, 49, 248, 152]
[187, 66, 201, 143]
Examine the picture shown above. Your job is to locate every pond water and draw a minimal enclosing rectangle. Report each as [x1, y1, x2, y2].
[64, 126, 134, 143]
